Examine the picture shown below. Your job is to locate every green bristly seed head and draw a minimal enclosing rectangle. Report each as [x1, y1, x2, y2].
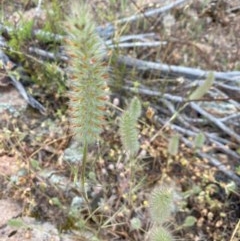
[149, 186, 174, 224]
[148, 226, 174, 241]
[128, 96, 142, 121]
[64, 2, 108, 144]
[120, 111, 139, 156]
[119, 97, 141, 156]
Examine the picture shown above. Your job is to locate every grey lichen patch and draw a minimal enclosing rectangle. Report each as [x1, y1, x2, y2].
[1, 217, 60, 241]
[0, 199, 22, 227]
[0, 86, 27, 119]
[63, 140, 83, 164]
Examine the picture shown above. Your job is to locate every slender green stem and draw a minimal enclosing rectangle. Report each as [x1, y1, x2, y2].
[128, 154, 135, 205]
[81, 142, 89, 203]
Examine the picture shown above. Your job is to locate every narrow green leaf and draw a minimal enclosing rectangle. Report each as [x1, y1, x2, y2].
[168, 134, 179, 156]
[50, 197, 62, 208]
[189, 72, 215, 100]
[194, 132, 205, 149]
[182, 216, 197, 227]
[30, 159, 41, 170]
[7, 218, 26, 228]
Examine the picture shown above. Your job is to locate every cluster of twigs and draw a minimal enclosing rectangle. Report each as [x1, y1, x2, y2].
[0, 0, 240, 185]
[122, 75, 240, 184]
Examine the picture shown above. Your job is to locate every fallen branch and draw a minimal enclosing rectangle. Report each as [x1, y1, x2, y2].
[122, 83, 240, 161]
[190, 102, 240, 144]
[115, 0, 190, 25]
[116, 55, 240, 82]
[28, 47, 68, 61]
[0, 50, 46, 114]
[151, 113, 240, 184]
[141, 85, 240, 143]
[154, 113, 240, 161]
[107, 41, 167, 49]
[182, 137, 240, 185]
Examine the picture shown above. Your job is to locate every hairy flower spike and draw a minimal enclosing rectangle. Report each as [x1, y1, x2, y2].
[128, 96, 142, 120]
[64, 2, 108, 144]
[148, 226, 174, 241]
[119, 97, 141, 156]
[149, 186, 174, 224]
[120, 112, 139, 156]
